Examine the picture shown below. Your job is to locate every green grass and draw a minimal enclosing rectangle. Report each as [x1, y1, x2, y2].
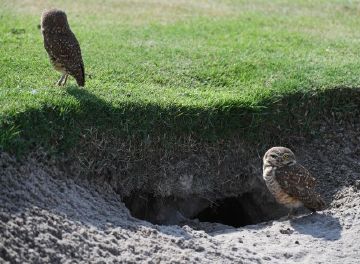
[1, 0, 360, 153]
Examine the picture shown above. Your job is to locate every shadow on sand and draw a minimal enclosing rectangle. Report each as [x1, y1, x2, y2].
[290, 213, 342, 241]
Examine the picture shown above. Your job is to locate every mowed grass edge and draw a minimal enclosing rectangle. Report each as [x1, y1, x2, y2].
[1, 0, 360, 154]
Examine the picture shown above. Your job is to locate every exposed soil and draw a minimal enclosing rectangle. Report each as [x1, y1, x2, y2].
[0, 120, 359, 263]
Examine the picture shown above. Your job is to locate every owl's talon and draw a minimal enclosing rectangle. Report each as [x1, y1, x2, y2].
[287, 208, 297, 219]
[61, 74, 68, 86]
[57, 74, 65, 86]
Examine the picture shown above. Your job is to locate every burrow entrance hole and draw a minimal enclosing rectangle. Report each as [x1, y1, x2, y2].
[123, 191, 287, 228]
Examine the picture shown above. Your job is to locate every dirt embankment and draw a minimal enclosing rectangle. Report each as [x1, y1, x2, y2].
[0, 117, 360, 263]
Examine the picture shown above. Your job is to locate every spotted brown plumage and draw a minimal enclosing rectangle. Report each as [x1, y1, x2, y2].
[262, 147, 325, 217]
[41, 9, 85, 87]
[276, 163, 325, 212]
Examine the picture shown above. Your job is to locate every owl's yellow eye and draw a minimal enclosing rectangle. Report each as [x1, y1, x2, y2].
[283, 154, 290, 160]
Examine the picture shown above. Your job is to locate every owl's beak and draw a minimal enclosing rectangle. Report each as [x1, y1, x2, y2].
[285, 159, 296, 166]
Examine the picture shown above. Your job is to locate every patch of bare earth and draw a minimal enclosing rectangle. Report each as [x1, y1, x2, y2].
[0, 118, 359, 263]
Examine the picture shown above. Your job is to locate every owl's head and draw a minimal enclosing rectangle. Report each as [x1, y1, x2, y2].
[41, 9, 70, 32]
[263, 146, 296, 167]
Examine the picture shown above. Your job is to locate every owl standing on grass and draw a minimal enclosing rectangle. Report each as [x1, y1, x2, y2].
[263, 147, 325, 217]
[41, 9, 85, 87]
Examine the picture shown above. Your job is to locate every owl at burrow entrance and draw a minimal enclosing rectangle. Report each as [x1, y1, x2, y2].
[262, 146, 325, 217]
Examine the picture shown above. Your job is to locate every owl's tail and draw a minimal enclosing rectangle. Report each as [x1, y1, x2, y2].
[74, 63, 85, 87]
[304, 193, 326, 212]
[76, 76, 85, 87]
